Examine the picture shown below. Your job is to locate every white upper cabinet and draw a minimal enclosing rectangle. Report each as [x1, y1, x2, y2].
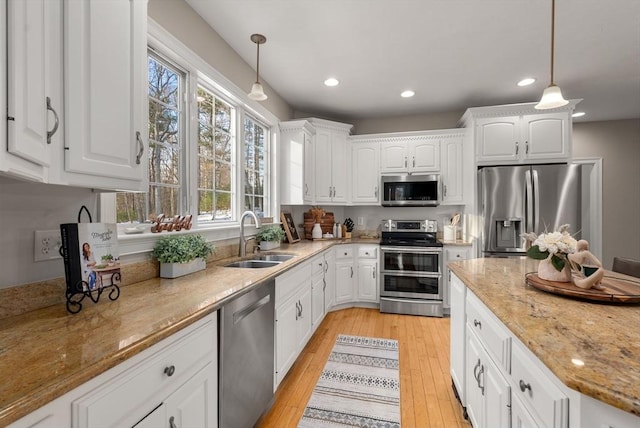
[380, 135, 440, 174]
[63, 0, 147, 190]
[350, 141, 380, 204]
[460, 101, 579, 165]
[440, 133, 465, 205]
[309, 118, 352, 204]
[279, 120, 314, 205]
[4, 0, 62, 182]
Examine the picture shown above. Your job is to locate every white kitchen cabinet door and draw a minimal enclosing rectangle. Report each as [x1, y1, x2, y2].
[449, 273, 466, 405]
[409, 138, 440, 172]
[331, 131, 349, 203]
[64, 0, 147, 189]
[324, 250, 336, 311]
[275, 295, 300, 387]
[379, 141, 407, 173]
[297, 285, 313, 349]
[311, 272, 325, 331]
[483, 354, 511, 428]
[5, 0, 60, 182]
[164, 362, 217, 428]
[522, 113, 569, 161]
[476, 116, 520, 163]
[303, 131, 314, 204]
[314, 128, 333, 202]
[465, 327, 483, 428]
[334, 260, 354, 304]
[512, 393, 541, 428]
[357, 260, 378, 302]
[351, 142, 380, 204]
[441, 136, 464, 204]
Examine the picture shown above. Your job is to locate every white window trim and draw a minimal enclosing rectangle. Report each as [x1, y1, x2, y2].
[101, 19, 281, 257]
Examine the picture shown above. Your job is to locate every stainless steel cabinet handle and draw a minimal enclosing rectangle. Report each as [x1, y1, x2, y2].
[169, 416, 177, 428]
[519, 379, 532, 393]
[412, 156, 415, 167]
[404, 157, 407, 168]
[443, 184, 447, 196]
[164, 365, 175, 377]
[478, 364, 485, 395]
[474, 319, 482, 329]
[525, 141, 529, 154]
[324, 260, 328, 273]
[374, 186, 378, 197]
[299, 300, 303, 317]
[350, 266, 353, 278]
[515, 141, 519, 155]
[373, 266, 376, 279]
[135, 131, 144, 165]
[295, 301, 300, 320]
[305, 183, 308, 195]
[46, 97, 59, 145]
[473, 359, 481, 383]
[323, 278, 326, 291]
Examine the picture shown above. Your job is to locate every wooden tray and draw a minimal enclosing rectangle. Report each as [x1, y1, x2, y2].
[525, 272, 640, 303]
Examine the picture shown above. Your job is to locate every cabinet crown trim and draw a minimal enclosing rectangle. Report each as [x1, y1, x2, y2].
[279, 120, 316, 134]
[351, 129, 466, 144]
[459, 99, 582, 126]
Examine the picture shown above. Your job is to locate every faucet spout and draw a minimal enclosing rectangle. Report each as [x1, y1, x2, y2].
[239, 211, 262, 257]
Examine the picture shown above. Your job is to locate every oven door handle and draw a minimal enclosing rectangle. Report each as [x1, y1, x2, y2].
[380, 246, 443, 254]
[380, 270, 442, 279]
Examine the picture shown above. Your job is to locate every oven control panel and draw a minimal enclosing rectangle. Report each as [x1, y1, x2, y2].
[381, 219, 437, 233]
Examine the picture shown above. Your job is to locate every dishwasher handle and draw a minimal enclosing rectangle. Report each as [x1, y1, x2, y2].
[233, 294, 271, 325]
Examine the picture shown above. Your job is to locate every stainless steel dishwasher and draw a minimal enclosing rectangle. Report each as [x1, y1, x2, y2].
[219, 279, 275, 428]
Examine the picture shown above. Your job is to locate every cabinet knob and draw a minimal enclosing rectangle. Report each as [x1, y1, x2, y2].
[473, 319, 482, 329]
[365, 252, 369, 255]
[519, 380, 532, 393]
[164, 365, 176, 377]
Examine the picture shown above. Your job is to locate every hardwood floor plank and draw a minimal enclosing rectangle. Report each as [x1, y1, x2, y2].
[259, 308, 471, 428]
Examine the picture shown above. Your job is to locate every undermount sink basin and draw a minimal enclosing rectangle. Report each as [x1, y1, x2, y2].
[224, 260, 281, 269]
[252, 254, 296, 262]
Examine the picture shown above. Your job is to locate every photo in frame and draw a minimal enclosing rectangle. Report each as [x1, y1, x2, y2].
[281, 212, 300, 243]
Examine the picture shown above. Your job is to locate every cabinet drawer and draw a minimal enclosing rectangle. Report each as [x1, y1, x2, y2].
[466, 291, 511, 373]
[276, 261, 311, 303]
[73, 315, 216, 428]
[311, 255, 325, 276]
[335, 246, 354, 259]
[511, 341, 568, 428]
[357, 245, 377, 259]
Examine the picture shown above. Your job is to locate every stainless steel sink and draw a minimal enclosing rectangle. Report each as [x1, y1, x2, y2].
[224, 260, 281, 268]
[252, 254, 296, 262]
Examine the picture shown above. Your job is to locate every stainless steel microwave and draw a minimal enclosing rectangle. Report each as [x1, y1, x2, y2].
[381, 174, 440, 207]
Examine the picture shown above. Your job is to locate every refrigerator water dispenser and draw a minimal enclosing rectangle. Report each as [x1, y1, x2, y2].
[495, 218, 522, 249]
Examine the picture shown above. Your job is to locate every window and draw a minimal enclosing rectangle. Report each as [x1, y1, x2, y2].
[114, 46, 272, 230]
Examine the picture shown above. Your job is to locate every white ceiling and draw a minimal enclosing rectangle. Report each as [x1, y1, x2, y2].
[185, 0, 640, 123]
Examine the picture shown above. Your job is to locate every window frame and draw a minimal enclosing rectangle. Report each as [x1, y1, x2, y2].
[102, 19, 280, 257]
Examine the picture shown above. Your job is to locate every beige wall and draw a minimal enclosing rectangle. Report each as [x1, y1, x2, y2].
[349, 110, 465, 135]
[573, 119, 640, 268]
[147, 0, 293, 121]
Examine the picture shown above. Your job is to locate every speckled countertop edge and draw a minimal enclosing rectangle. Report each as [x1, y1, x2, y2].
[0, 239, 379, 426]
[449, 257, 640, 417]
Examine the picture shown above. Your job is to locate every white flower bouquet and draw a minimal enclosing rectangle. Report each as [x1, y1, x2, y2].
[522, 224, 578, 272]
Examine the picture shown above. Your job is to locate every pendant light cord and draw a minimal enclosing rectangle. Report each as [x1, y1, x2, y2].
[256, 42, 261, 84]
[550, 0, 556, 86]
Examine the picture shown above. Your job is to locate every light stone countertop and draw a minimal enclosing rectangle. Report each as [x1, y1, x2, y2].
[0, 239, 365, 426]
[449, 257, 640, 417]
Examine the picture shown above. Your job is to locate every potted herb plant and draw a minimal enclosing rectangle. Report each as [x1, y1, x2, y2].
[255, 225, 286, 250]
[151, 234, 215, 279]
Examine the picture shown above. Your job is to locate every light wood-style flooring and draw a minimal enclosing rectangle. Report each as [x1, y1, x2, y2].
[259, 307, 471, 428]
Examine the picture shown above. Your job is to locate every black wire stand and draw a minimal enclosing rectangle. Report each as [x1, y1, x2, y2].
[66, 272, 121, 314]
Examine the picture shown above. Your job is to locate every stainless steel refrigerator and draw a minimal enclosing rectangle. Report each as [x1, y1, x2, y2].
[479, 164, 582, 257]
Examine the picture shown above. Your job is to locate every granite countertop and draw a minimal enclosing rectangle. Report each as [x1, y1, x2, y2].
[449, 257, 640, 417]
[0, 239, 359, 426]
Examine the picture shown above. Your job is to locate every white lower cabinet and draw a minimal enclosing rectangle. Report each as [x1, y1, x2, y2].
[9, 312, 218, 428]
[311, 254, 327, 330]
[449, 272, 466, 405]
[275, 261, 313, 387]
[334, 245, 355, 304]
[465, 325, 511, 428]
[356, 245, 378, 303]
[443, 246, 471, 311]
[511, 393, 540, 428]
[324, 249, 336, 311]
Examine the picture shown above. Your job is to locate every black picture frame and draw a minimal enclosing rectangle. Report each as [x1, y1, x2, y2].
[281, 212, 300, 243]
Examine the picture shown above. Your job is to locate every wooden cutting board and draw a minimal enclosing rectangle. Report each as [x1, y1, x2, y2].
[303, 212, 335, 239]
[525, 272, 640, 303]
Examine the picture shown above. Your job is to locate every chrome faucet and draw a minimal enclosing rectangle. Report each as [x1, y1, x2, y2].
[238, 210, 261, 257]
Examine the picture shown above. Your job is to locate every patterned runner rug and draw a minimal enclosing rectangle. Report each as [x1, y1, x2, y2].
[298, 334, 400, 427]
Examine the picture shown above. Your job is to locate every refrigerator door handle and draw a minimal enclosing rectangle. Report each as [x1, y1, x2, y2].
[525, 169, 534, 232]
[532, 169, 540, 232]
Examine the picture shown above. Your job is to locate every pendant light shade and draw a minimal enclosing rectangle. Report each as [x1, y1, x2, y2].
[248, 34, 268, 101]
[535, 0, 568, 110]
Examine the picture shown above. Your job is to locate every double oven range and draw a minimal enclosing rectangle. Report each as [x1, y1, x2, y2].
[379, 219, 444, 317]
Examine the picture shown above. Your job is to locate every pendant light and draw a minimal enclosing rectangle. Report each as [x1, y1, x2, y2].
[248, 33, 268, 101]
[535, 0, 568, 109]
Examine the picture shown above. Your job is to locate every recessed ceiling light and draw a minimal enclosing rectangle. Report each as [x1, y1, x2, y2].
[572, 112, 586, 118]
[324, 78, 339, 87]
[517, 78, 536, 87]
[401, 90, 415, 98]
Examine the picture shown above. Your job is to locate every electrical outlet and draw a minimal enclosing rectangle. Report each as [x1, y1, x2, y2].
[358, 217, 364, 226]
[34, 230, 62, 262]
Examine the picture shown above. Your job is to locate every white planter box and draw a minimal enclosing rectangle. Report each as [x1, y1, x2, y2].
[259, 241, 281, 250]
[160, 258, 206, 279]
